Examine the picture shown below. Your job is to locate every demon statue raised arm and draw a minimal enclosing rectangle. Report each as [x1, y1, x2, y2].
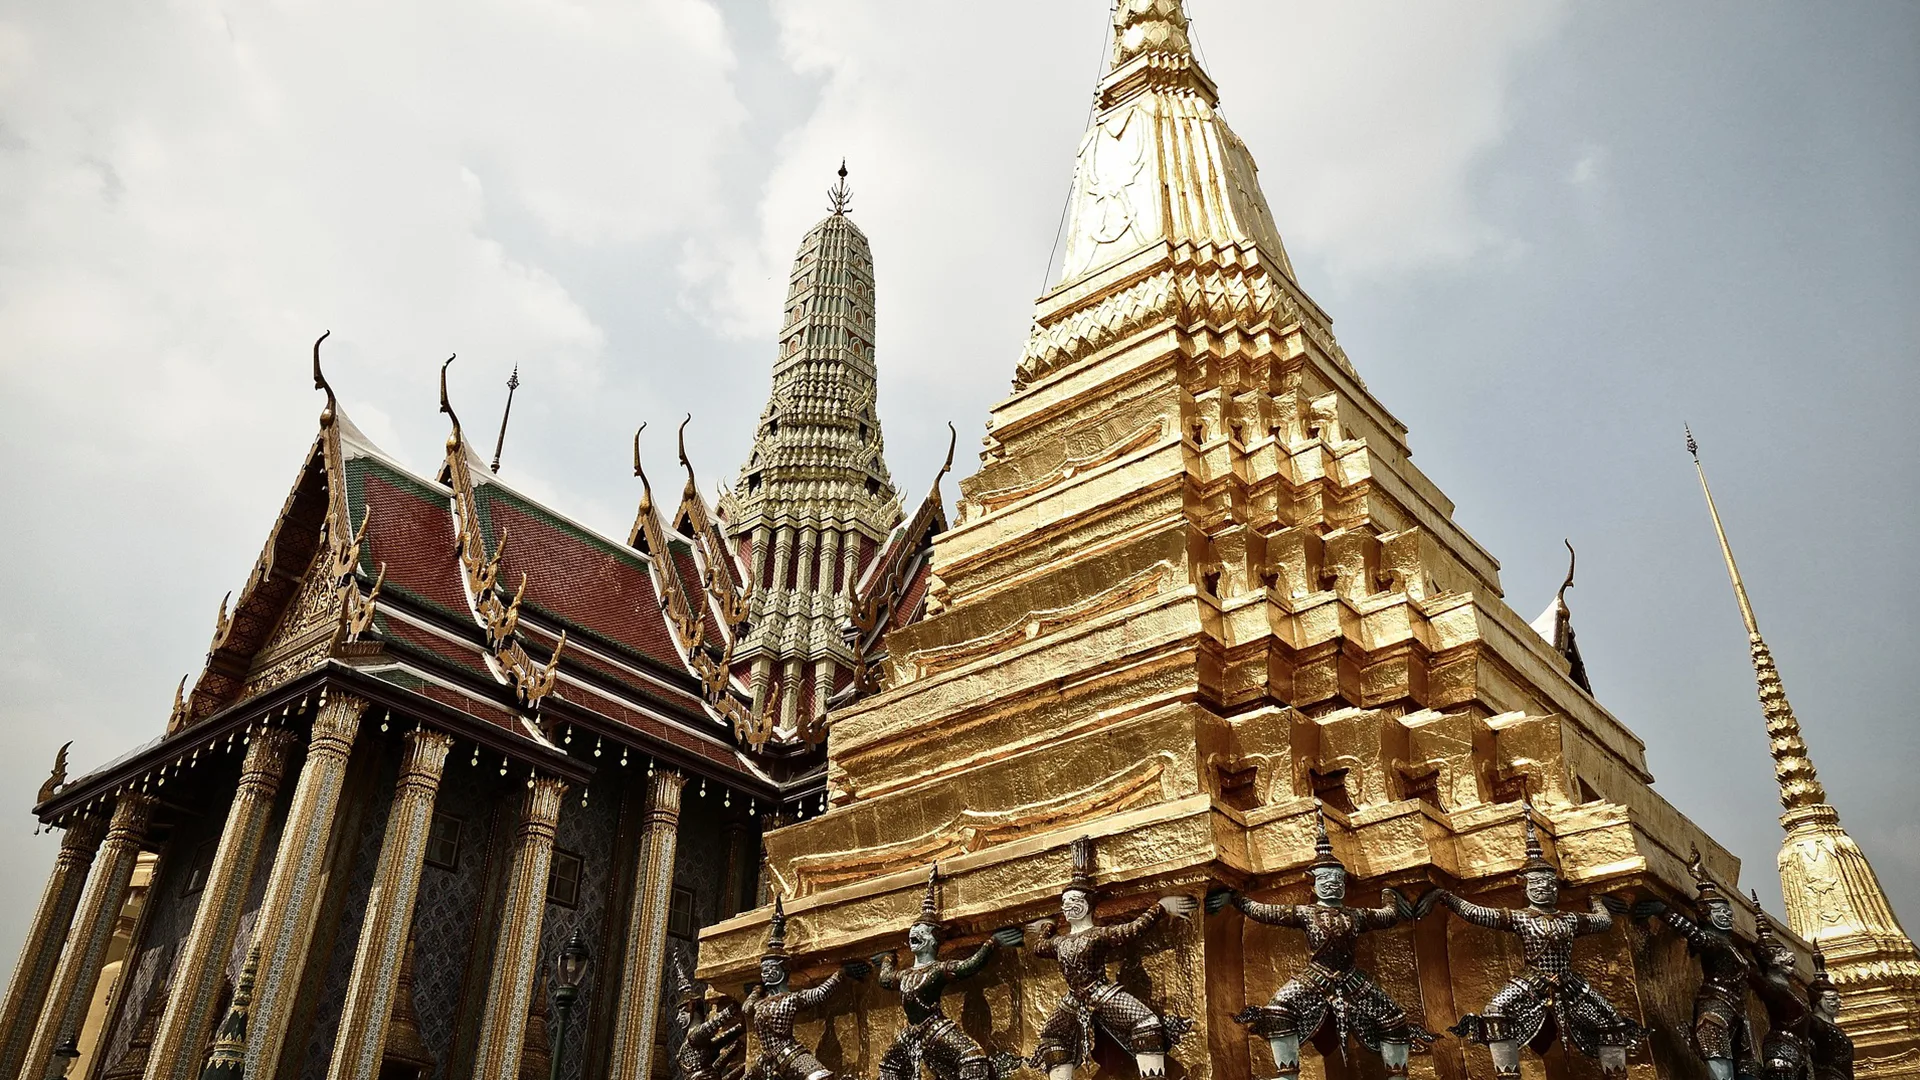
[672, 951, 747, 1080]
[743, 895, 869, 1080]
[1024, 835, 1198, 1080]
[870, 865, 1025, 1080]
[1632, 845, 1754, 1080]
[1204, 803, 1435, 1079]
[1808, 948, 1855, 1080]
[1426, 804, 1645, 1080]
[1749, 895, 1813, 1080]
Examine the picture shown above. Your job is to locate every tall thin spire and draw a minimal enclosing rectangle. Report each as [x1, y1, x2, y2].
[1685, 427, 1823, 810]
[1686, 427, 1920, 1059]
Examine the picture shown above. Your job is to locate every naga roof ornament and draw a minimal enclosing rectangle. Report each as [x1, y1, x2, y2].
[440, 357, 566, 710]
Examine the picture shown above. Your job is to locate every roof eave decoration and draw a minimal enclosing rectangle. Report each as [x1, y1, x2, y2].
[172, 332, 378, 733]
[677, 416, 751, 618]
[843, 423, 956, 702]
[442, 356, 567, 713]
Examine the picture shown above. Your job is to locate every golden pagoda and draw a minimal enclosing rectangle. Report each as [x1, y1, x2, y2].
[698, 2, 1917, 1079]
[1688, 431, 1920, 1073]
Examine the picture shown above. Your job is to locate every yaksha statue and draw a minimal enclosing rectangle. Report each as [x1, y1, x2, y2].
[671, 952, 747, 1080]
[743, 895, 869, 1080]
[871, 865, 1025, 1080]
[1204, 805, 1435, 1079]
[1024, 835, 1198, 1080]
[1749, 896, 1813, 1080]
[1632, 846, 1754, 1080]
[1428, 805, 1644, 1080]
[1808, 948, 1854, 1080]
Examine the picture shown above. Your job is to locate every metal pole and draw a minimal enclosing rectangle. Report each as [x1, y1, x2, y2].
[547, 992, 574, 1080]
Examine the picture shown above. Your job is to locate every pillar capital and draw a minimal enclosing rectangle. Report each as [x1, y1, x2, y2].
[56, 812, 108, 855]
[641, 768, 686, 828]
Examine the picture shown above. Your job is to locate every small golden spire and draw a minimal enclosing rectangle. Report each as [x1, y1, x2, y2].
[1685, 426, 1824, 810]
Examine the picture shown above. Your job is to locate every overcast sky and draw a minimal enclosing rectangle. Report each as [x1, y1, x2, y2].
[1, 0, 1915, 968]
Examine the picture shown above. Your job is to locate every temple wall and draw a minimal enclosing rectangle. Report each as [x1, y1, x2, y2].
[410, 767, 515, 1080]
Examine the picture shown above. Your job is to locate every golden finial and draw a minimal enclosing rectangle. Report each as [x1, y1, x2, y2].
[1557, 539, 1576, 603]
[937, 421, 957, 485]
[311, 331, 335, 427]
[439, 355, 462, 451]
[632, 423, 654, 509]
[827, 160, 853, 216]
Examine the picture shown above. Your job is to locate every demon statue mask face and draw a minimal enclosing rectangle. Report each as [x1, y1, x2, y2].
[1522, 869, 1559, 909]
[1311, 865, 1347, 904]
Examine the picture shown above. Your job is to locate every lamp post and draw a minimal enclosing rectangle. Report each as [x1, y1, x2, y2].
[549, 927, 591, 1080]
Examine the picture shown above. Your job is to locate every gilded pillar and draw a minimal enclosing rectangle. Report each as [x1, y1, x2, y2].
[607, 769, 686, 1080]
[144, 728, 296, 1080]
[324, 728, 453, 1080]
[21, 793, 152, 1080]
[0, 813, 105, 1080]
[242, 691, 366, 1080]
[472, 775, 568, 1080]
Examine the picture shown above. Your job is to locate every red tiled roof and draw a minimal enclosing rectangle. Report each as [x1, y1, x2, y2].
[480, 490, 685, 670]
[355, 467, 470, 618]
[889, 558, 934, 632]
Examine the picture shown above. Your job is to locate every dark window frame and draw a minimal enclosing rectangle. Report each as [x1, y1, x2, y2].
[548, 848, 584, 909]
[424, 812, 463, 872]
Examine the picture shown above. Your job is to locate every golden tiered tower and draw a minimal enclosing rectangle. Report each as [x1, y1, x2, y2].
[696, 3, 1867, 1079]
[1688, 434, 1920, 1074]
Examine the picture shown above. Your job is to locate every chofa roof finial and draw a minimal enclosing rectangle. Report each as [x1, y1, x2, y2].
[312, 331, 336, 427]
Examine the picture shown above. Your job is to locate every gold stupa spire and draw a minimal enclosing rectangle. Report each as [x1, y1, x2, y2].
[1686, 426, 1825, 809]
[1687, 427, 1920, 1069]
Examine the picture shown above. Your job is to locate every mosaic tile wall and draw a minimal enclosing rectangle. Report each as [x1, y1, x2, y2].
[406, 757, 508, 1080]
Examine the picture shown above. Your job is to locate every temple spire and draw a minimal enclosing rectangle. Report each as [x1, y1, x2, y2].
[1687, 427, 1920, 1055]
[1685, 427, 1823, 809]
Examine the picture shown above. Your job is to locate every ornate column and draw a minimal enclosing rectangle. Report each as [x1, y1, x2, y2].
[324, 729, 453, 1080]
[607, 770, 686, 1080]
[0, 813, 105, 1079]
[144, 727, 296, 1080]
[242, 691, 366, 1080]
[472, 775, 568, 1080]
[21, 793, 152, 1080]
[816, 526, 842, 612]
